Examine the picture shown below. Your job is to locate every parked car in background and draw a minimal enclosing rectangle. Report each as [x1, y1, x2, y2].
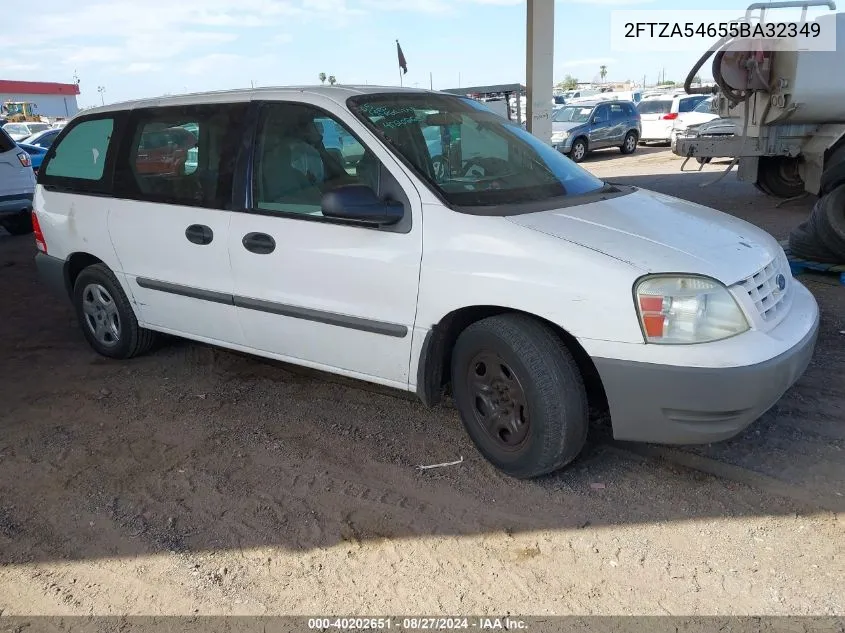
[0, 127, 35, 235]
[637, 94, 710, 144]
[17, 143, 48, 174]
[316, 116, 365, 167]
[673, 116, 739, 164]
[2, 121, 52, 142]
[21, 127, 62, 149]
[551, 100, 641, 162]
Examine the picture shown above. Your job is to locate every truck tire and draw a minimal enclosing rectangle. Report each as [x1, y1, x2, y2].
[815, 184, 845, 259]
[450, 313, 588, 479]
[788, 217, 841, 264]
[757, 156, 805, 199]
[820, 146, 845, 195]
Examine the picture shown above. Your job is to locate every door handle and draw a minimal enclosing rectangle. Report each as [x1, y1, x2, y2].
[242, 232, 276, 255]
[185, 224, 213, 245]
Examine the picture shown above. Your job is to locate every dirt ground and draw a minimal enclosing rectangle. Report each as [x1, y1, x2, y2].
[0, 147, 843, 617]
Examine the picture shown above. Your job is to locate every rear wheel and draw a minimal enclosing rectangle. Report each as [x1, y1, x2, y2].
[0, 211, 33, 236]
[569, 138, 588, 163]
[620, 131, 638, 155]
[72, 263, 158, 359]
[450, 314, 589, 479]
[756, 156, 805, 199]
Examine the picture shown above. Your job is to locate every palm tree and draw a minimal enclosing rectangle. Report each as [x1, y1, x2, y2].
[328, 75, 337, 85]
[599, 65, 607, 83]
[319, 73, 327, 84]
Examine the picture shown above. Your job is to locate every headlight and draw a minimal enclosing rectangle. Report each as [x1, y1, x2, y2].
[551, 131, 569, 142]
[634, 275, 749, 344]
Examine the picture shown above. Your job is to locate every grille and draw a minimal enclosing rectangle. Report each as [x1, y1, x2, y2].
[737, 253, 792, 323]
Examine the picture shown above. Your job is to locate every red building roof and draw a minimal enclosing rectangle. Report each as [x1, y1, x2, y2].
[0, 80, 80, 96]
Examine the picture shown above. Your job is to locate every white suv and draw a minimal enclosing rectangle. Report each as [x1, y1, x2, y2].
[32, 86, 819, 478]
[0, 127, 36, 235]
[637, 93, 711, 144]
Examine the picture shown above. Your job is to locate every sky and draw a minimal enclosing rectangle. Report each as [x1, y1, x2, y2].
[1, 0, 834, 107]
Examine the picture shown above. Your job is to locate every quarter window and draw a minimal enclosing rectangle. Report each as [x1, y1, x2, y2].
[252, 103, 381, 217]
[44, 118, 114, 181]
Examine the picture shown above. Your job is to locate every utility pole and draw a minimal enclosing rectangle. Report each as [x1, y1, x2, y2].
[430, 72, 433, 90]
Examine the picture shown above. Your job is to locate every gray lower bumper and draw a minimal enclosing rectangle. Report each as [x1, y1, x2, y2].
[35, 252, 68, 300]
[0, 195, 33, 217]
[593, 319, 820, 445]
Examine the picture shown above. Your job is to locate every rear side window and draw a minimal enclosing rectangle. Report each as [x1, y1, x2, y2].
[637, 100, 671, 114]
[114, 103, 247, 209]
[44, 118, 114, 181]
[609, 104, 626, 121]
[624, 103, 638, 117]
[678, 96, 708, 112]
[0, 128, 15, 152]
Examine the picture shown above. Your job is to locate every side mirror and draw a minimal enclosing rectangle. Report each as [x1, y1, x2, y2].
[321, 184, 404, 226]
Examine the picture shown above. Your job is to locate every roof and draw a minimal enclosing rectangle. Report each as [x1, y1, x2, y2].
[441, 83, 525, 95]
[81, 84, 434, 115]
[0, 80, 80, 96]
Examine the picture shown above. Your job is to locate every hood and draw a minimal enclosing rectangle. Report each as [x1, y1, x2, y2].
[552, 121, 587, 133]
[507, 188, 779, 285]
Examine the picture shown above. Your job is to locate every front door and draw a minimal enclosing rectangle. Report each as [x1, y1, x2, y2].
[228, 99, 423, 389]
[588, 104, 612, 149]
[108, 102, 249, 344]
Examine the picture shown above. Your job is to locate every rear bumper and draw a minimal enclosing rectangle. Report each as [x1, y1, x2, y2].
[0, 193, 33, 217]
[35, 252, 68, 300]
[593, 286, 820, 445]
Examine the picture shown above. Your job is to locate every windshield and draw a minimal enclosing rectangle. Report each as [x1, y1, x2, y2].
[27, 123, 50, 133]
[637, 99, 672, 115]
[347, 93, 605, 208]
[552, 106, 593, 123]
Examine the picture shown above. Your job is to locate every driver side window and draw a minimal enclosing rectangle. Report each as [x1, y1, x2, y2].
[253, 103, 382, 216]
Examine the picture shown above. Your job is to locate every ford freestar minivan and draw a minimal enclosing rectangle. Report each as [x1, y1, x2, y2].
[32, 86, 820, 479]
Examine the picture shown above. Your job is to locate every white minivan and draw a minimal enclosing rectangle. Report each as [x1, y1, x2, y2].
[32, 86, 819, 478]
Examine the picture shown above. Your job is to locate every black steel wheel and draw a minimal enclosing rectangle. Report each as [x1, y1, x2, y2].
[451, 314, 589, 479]
[756, 156, 805, 199]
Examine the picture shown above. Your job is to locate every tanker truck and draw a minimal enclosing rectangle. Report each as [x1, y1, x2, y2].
[672, 1, 845, 261]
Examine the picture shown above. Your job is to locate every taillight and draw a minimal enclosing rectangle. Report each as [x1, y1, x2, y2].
[17, 151, 31, 168]
[662, 112, 678, 120]
[32, 210, 47, 254]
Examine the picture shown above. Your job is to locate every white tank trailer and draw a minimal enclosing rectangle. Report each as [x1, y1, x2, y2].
[673, 1, 845, 199]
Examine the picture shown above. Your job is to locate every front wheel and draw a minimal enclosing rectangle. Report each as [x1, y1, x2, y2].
[72, 263, 158, 359]
[620, 131, 638, 155]
[0, 211, 33, 236]
[568, 138, 587, 163]
[450, 314, 589, 479]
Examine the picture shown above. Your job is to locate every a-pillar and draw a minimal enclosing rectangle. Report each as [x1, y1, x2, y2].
[525, 0, 554, 143]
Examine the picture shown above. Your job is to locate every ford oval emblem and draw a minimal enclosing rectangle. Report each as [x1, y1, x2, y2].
[775, 274, 787, 292]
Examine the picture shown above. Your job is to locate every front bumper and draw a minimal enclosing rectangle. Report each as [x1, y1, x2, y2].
[592, 284, 820, 445]
[552, 137, 575, 154]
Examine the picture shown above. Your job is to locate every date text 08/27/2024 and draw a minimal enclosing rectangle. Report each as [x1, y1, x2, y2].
[307, 617, 528, 630]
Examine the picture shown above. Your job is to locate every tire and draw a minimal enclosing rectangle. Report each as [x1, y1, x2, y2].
[0, 211, 33, 236]
[450, 314, 589, 479]
[72, 263, 158, 359]
[814, 184, 845, 259]
[620, 131, 638, 155]
[569, 138, 588, 163]
[788, 218, 841, 264]
[756, 156, 805, 199]
[696, 156, 712, 165]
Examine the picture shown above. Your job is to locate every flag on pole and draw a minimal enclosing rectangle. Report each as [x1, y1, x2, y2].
[396, 40, 408, 74]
